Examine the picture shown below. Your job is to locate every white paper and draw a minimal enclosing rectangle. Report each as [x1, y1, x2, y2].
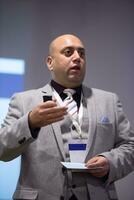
[61, 162, 87, 169]
[61, 162, 103, 170]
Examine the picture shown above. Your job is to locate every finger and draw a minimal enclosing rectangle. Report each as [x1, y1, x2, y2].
[41, 107, 67, 116]
[40, 101, 58, 109]
[88, 163, 109, 177]
[43, 116, 65, 125]
[86, 164, 103, 171]
[89, 172, 105, 177]
[86, 156, 108, 167]
[44, 110, 67, 120]
[89, 169, 108, 177]
[85, 157, 99, 167]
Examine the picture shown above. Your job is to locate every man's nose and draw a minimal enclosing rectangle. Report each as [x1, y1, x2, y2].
[73, 50, 81, 61]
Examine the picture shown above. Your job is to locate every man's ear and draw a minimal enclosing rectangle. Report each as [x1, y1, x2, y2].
[46, 56, 53, 71]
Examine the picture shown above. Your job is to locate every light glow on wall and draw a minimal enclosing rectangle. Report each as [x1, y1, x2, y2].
[0, 58, 25, 200]
[0, 58, 25, 74]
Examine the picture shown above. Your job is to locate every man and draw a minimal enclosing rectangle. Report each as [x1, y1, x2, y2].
[0, 34, 134, 200]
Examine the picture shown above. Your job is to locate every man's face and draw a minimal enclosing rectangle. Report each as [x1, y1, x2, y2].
[47, 35, 86, 88]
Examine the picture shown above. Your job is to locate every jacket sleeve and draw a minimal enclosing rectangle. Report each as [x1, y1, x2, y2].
[0, 93, 36, 161]
[101, 94, 134, 185]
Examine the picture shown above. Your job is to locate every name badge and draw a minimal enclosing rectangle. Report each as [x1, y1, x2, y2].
[68, 142, 87, 163]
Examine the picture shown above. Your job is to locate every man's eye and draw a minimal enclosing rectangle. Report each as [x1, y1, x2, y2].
[78, 50, 85, 58]
[64, 49, 73, 57]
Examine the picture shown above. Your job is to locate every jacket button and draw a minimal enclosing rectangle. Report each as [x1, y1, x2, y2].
[72, 184, 76, 188]
[60, 195, 64, 200]
[62, 167, 66, 174]
[18, 137, 26, 144]
[72, 125, 76, 130]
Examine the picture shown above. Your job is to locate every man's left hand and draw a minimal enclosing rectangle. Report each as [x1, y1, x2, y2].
[85, 156, 110, 178]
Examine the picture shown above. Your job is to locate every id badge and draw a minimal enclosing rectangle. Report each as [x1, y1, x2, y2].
[68, 139, 87, 163]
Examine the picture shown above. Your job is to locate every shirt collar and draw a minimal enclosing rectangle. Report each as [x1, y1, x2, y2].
[50, 80, 82, 96]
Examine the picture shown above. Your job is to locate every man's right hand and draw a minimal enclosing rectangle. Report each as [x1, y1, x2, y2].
[28, 100, 67, 128]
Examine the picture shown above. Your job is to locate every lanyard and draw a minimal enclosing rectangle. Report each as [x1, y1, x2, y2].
[52, 88, 83, 138]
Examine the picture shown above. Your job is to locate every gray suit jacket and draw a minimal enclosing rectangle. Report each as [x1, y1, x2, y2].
[0, 84, 134, 200]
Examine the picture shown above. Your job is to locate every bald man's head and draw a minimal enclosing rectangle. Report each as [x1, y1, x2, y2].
[46, 34, 86, 88]
[48, 34, 84, 57]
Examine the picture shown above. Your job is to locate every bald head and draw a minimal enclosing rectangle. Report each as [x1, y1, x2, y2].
[46, 33, 86, 88]
[48, 34, 84, 56]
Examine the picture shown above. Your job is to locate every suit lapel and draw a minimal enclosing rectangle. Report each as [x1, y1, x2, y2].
[82, 86, 97, 158]
[41, 83, 66, 160]
[51, 122, 66, 160]
[41, 83, 53, 99]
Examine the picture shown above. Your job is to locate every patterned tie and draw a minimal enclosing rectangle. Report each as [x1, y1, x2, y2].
[63, 89, 78, 120]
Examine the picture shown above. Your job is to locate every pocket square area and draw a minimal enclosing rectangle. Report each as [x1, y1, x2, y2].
[100, 116, 110, 124]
